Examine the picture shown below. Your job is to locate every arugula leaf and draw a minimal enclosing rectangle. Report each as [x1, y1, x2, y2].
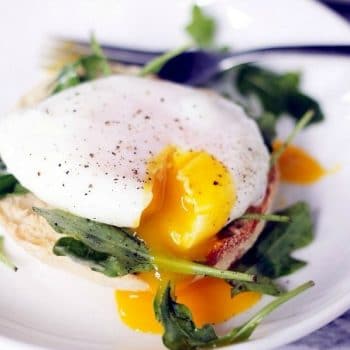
[52, 63, 81, 94]
[285, 91, 323, 124]
[35, 207, 257, 283]
[54, 237, 133, 277]
[34, 207, 153, 276]
[240, 213, 289, 223]
[0, 174, 18, 196]
[236, 64, 324, 123]
[12, 183, 29, 195]
[40, 220, 248, 288]
[230, 201, 313, 296]
[154, 282, 218, 350]
[186, 5, 216, 48]
[0, 174, 29, 197]
[52, 36, 111, 94]
[239, 202, 313, 279]
[90, 35, 105, 58]
[0, 157, 29, 197]
[230, 267, 283, 297]
[155, 280, 313, 350]
[0, 236, 17, 271]
[255, 112, 277, 150]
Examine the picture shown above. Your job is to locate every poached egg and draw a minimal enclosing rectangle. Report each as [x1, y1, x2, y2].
[0, 75, 269, 252]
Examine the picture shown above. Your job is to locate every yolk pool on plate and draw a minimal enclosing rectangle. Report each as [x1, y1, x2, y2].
[273, 140, 326, 184]
[115, 275, 261, 333]
[136, 147, 236, 256]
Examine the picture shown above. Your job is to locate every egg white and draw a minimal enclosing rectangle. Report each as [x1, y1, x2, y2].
[0, 75, 269, 228]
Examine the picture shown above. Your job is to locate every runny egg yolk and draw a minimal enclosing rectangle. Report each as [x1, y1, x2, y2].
[115, 274, 261, 333]
[115, 147, 259, 334]
[273, 140, 327, 184]
[136, 147, 236, 254]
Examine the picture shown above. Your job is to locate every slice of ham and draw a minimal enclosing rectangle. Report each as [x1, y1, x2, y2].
[207, 166, 279, 269]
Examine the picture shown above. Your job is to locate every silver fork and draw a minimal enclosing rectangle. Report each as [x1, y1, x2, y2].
[45, 37, 350, 85]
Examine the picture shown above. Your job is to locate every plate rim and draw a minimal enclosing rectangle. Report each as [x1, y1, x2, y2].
[1, 0, 350, 349]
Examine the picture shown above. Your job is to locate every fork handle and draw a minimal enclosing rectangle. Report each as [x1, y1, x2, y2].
[102, 43, 350, 66]
[65, 39, 350, 65]
[229, 44, 350, 58]
[217, 44, 350, 70]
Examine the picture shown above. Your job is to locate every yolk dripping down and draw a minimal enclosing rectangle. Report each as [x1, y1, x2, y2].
[273, 140, 327, 184]
[115, 147, 260, 333]
[136, 147, 236, 255]
[115, 274, 261, 333]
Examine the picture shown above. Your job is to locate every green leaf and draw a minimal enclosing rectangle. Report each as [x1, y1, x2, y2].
[53, 237, 131, 277]
[239, 202, 314, 279]
[155, 280, 313, 350]
[186, 5, 216, 47]
[255, 112, 277, 149]
[52, 63, 81, 94]
[154, 282, 218, 350]
[236, 65, 299, 115]
[90, 34, 105, 57]
[0, 174, 18, 197]
[52, 35, 111, 94]
[240, 212, 290, 223]
[0, 174, 28, 197]
[80, 55, 111, 80]
[34, 207, 153, 276]
[0, 159, 29, 197]
[236, 64, 324, 122]
[12, 183, 29, 195]
[0, 236, 17, 271]
[139, 44, 191, 77]
[230, 201, 313, 296]
[210, 281, 314, 347]
[230, 267, 283, 297]
[286, 91, 324, 123]
[35, 207, 257, 283]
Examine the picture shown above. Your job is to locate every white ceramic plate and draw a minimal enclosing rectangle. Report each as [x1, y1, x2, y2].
[1, 1, 350, 349]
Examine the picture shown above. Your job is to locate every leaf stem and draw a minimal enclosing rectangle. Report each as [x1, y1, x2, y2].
[240, 213, 290, 223]
[139, 44, 192, 76]
[270, 110, 314, 167]
[152, 255, 256, 283]
[210, 280, 314, 347]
